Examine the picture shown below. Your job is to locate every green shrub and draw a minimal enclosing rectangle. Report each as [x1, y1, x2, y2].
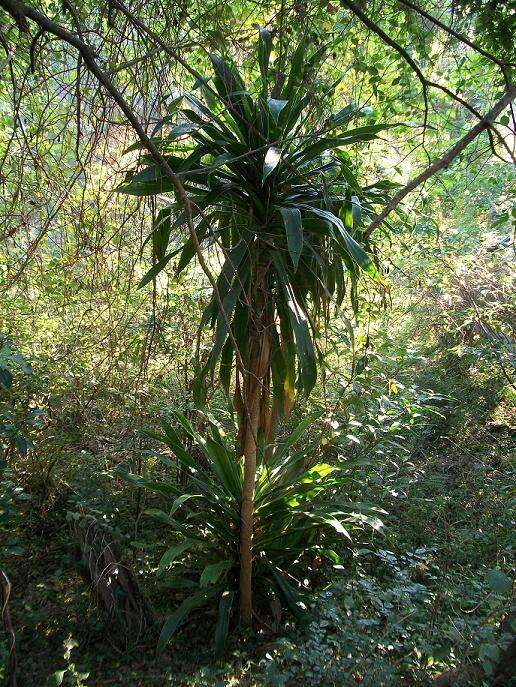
[123, 411, 383, 655]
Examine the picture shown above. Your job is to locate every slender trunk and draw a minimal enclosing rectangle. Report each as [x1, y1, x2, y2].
[238, 354, 260, 626]
[239, 317, 270, 625]
[264, 397, 280, 461]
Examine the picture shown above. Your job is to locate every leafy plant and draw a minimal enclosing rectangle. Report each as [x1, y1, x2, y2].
[118, 32, 390, 410]
[118, 28, 392, 623]
[123, 411, 383, 655]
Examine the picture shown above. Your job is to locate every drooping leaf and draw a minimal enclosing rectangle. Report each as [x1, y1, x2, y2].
[153, 207, 172, 261]
[206, 265, 247, 373]
[157, 541, 193, 575]
[268, 98, 288, 124]
[170, 493, 201, 514]
[327, 103, 357, 128]
[219, 337, 233, 395]
[213, 590, 235, 656]
[308, 513, 353, 540]
[302, 206, 379, 279]
[119, 470, 181, 498]
[157, 585, 222, 656]
[279, 207, 303, 269]
[138, 253, 174, 289]
[273, 254, 317, 394]
[270, 567, 306, 621]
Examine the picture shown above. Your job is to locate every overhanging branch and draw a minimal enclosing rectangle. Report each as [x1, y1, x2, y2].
[339, 0, 514, 162]
[364, 85, 516, 238]
[0, 0, 254, 431]
[397, 0, 515, 71]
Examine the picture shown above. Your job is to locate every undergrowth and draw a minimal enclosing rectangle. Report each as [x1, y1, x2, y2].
[3, 336, 514, 686]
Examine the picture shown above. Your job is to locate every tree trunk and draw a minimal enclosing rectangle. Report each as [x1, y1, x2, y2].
[238, 314, 270, 625]
[265, 397, 280, 461]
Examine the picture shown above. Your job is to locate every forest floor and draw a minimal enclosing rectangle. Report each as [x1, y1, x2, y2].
[5, 355, 515, 687]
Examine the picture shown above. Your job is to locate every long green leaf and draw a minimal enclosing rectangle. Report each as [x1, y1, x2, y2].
[283, 40, 306, 98]
[270, 568, 305, 621]
[273, 254, 317, 395]
[205, 436, 242, 497]
[157, 585, 222, 656]
[271, 413, 321, 464]
[138, 254, 174, 289]
[119, 470, 180, 498]
[279, 207, 303, 270]
[301, 206, 379, 278]
[213, 590, 235, 656]
[152, 207, 172, 261]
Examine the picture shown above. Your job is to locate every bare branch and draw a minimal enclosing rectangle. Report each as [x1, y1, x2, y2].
[340, 0, 430, 149]
[396, 0, 515, 71]
[365, 85, 516, 238]
[339, 0, 513, 162]
[0, 0, 249, 387]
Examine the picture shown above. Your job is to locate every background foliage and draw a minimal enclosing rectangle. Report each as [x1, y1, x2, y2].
[0, 0, 514, 685]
